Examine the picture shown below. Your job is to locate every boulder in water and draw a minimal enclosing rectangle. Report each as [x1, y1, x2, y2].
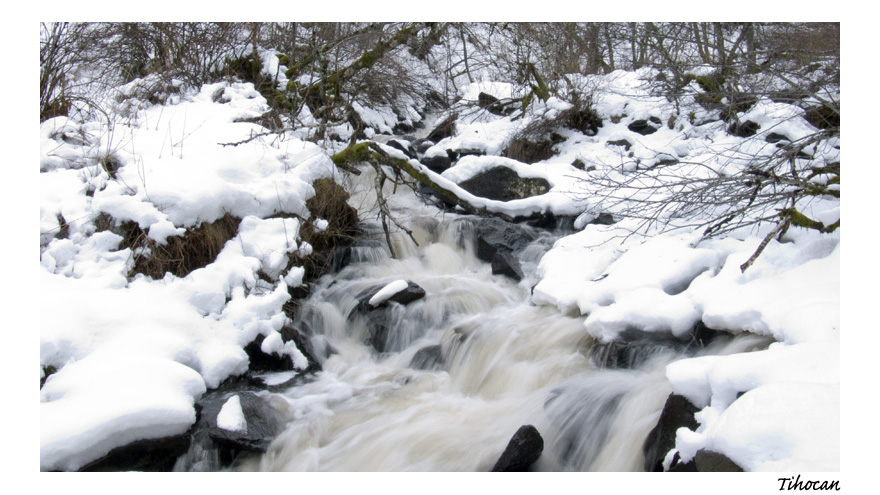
[409, 344, 444, 370]
[205, 392, 284, 453]
[642, 393, 700, 472]
[491, 250, 524, 282]
[491, 425, 544, 471]
[358, 280, 426, 310]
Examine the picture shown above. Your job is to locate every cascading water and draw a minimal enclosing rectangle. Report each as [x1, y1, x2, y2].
[228, 165, 767, 472]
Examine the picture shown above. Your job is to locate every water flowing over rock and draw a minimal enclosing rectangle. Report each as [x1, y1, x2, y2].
[409, 344, 444, 370]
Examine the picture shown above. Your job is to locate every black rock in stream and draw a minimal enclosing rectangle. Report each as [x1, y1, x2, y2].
[590, 322, 731, 370]
[204, 392, 283, 453]
[473, 217, 538, 281]
[174, 388, 286, 471]
[491, 425, 545, 471]
[491, 250, 524, 281]
[79, 432, 192, 472]
[409, 344, 444, 370]
[348, 280, 428, 353]
[642, 394, 701, 472]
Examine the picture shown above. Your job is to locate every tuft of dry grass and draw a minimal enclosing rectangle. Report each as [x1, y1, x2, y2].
[119, 213, 241, 279]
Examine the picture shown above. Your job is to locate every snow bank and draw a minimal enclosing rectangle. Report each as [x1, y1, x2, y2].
[667, 340, 840, 471]
[532, 219, 839, 470]
[40, 81, 335, 470]
[513, 68, 840, 471]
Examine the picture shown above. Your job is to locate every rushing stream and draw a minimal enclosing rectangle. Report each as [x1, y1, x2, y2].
[206, 164, 767, 472]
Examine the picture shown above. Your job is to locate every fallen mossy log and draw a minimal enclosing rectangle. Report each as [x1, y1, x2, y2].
[330, 141, 479, 216]
[330, 141, 561, 229]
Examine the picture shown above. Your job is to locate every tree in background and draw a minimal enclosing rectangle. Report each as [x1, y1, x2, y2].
[41, 22, 839, 270]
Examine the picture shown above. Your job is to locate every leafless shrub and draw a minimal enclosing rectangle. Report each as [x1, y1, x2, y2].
[581, 126, 838, 271]
[505, 95, 602, 163]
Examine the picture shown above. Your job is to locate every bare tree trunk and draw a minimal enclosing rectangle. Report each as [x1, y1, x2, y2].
[604, 23, 616, 71]
[458, 25, 474, 84]
[584, 23, 603, 74]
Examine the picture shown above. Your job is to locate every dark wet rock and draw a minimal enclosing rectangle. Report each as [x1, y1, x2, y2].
[421, 152, 452, 173]
[525, 212, 577, 230]
[172, 385, 288, 472]
[387, 139, 417, 159]
[243, 324, 322, 375]
[491, 425, 544, 472]
[358, 280, 427, 311]
[643, 394, 700, 472]
[590, 212, 615, 225]
[386, 281, 427, 305]
[607, 138, 633, 150]
[350, 281, 427, 353]
[478, 92, 517, 116]
[765, 132, 791, 143]
[204, 392, 284, 453]
[628, 117, 662, 135]
[331, 238, 387, 273]
[426, 113, 457, 142]
[280, 324, 322, 373]
[244, 333, 294, 373]
[455, 147, 485, 159]
[695, 449, 744, 472]
[410, 344, 444, 370]
[804, 105, 839, 130]
[727, 120, 760, 138]
[478, 91, 500, 108]
[474, 217, 538, 263]
[79, 432, 191, 471]
[667, 452, 698, 472]
[412, 139, 435, 154]
[392, 121, 415, 135]
[363, 311, 390, 352]
[590, 322, 729, 369]
[458, 166, 551, 202]
[491, 250, 524, 281]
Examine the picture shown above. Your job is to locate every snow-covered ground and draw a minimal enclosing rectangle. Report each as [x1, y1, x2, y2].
[36, 53, 848, 483]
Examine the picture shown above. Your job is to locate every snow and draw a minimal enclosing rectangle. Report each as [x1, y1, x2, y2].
[40, 351, 207, 471]
[39, 81, 332, 470]
[430, 69, 839, 473]
[217, 395, 248, 433]
[368, 279, 410, 307]
[667, 341, 840, 471]
[38, 61, 841, 474]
